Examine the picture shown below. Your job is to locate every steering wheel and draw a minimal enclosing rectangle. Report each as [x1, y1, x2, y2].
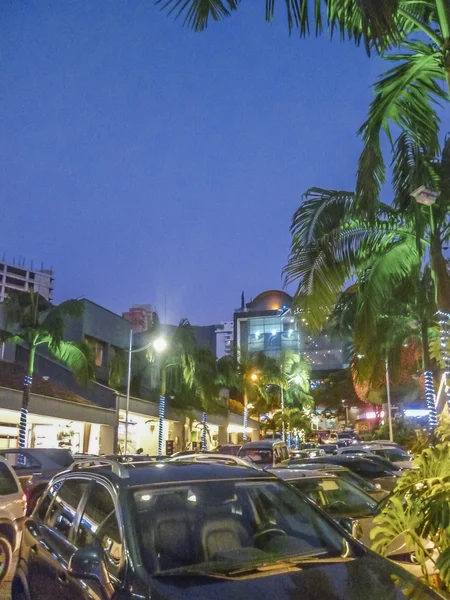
[327, 501, 347, 510]
[254, 527, 287, 542]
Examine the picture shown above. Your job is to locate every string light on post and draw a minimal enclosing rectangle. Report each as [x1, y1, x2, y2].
[201, 412, 207, 451]
[424, 370, 438, 430]
[157, 395, 165, 456]
[437, 310, 450, 410]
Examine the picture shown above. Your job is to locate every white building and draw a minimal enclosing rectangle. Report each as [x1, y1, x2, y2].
[215, 320, 234, 358]
[0, 259, 54, 302]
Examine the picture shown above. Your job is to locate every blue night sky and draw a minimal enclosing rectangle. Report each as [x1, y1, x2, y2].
[1, 2, 447, 325]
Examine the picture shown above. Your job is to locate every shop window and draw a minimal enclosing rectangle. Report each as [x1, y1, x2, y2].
[86, 336, 105, 367]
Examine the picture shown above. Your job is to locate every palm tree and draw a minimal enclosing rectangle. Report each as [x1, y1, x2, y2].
[280, 350, 312, 408]
[217, 350, 286, 440]
[161, 1, 450, 216]
[0, 291, 95, 447]
[146, 318, 196, 454]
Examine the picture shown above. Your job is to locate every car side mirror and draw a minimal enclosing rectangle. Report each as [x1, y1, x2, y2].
[69, 544, 113, 593]
[339, 518, 363, 540]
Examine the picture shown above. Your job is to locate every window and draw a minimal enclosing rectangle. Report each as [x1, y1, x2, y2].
[0, 462, 18, 495]
[75, 483, 123, 576]
[0, 452, 41, 469]
[85, 336, 104, 367]
[46, 479, 89, 540]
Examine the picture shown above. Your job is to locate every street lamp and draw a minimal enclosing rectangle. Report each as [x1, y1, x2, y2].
[124, 331, 167, 455]
[411, 186, 438, 206]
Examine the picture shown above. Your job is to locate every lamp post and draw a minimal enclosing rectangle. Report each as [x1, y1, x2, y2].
[411, 186, 444, 424]
[124, 332, 167, 455]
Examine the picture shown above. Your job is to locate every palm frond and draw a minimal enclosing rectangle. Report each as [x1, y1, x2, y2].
[40, 299, 85, 349]
[0, 333, 25, 345]
[357, 41, 445, 216]
[46, 339, 95, 383]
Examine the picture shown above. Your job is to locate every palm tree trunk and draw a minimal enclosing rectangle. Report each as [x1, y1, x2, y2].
[430, 233, 450, 312]
[20, 345, 35, 448]
[421, 322, 438, 430]
[158, 367, 166, 456]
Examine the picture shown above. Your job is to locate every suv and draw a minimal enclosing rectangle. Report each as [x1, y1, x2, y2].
[13, 460, 441, 600]
[0, 448, 74, 514]
[238, 439, 290, 467]
[0, 457, 26, 587]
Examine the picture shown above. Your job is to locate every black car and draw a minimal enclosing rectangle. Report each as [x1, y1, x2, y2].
[13, 459, 440, 600]
[0, 448, 74, 514]
[289, 455, 399, 490]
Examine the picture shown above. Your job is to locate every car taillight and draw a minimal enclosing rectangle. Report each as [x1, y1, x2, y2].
[21, 493, 27, 515]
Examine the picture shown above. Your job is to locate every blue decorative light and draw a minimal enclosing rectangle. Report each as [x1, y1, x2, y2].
[201, 412, 207, 451]
[286, 431, 291, 449]
[158, 395, 165, 456]
[424, 370, 438, 430]
[19, 407, 28, 449]
[243, 405, 248, 441]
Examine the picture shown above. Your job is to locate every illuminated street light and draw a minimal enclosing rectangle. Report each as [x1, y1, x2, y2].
[251, 373, 258, 381]
[153, 337, 168, 353]
[124, 333, 168, 455]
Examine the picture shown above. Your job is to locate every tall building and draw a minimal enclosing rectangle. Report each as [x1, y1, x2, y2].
[0, 258, 54, 302]
[215, 321, 234, 358]
[122, 304, 154, 333]
[234, 289, 347, 371]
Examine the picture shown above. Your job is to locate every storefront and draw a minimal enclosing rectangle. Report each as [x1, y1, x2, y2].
[0, 386, 117, 454]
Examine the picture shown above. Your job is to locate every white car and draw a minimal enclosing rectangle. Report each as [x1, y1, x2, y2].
[0, 456, 27, 586]
[334, 444, 414, 469]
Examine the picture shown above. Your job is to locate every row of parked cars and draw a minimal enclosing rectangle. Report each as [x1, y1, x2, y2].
[0, 442, 443, 600]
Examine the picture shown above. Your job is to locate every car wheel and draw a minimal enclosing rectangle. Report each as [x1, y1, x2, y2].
[0, 536, 13, 587]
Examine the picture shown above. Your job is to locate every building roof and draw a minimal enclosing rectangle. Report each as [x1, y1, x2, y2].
[246, 290, 293, 312]
[0, 360, 95, 407]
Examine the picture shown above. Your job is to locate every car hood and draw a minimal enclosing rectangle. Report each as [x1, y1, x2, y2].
[150, 554, 440, 600]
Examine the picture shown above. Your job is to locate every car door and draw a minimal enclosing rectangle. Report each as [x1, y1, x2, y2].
[24, 477, 90, 600]
[64, 479, 126, 600]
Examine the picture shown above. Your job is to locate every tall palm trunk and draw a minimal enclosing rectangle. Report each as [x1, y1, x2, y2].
[20, 345, 35, 448]
[158, 367, 166, 456]
[430, 233, 450, 312]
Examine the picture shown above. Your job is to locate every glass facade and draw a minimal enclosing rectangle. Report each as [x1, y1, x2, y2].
[240, 316, 301, 357]
[238, 316, 347, 369]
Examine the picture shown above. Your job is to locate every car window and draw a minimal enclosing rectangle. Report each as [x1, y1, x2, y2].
[43, 450, 73, 468]
[0, 462, 18, 495]
[239, 448, 273, 465]
[292, 478, 377, 517]
[0, 452, 41, 469]
[45, 479, 89, 540]
[75, 482, 123, 577]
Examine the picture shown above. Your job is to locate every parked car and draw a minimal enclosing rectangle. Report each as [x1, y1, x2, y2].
[216, 444, 242, 456]
[0, 457, 27, 587]
[238, 439, 290, 467]
[101, 454, 166, 463]
[0, 448, 74, 514]
[168, 453, 257, 468]
[286, 462, 389, 501]
[289, 455, 399, 491]
[13, 460, 442, 600]
[271, 469, 436, 579]
[289, 447, 326, 459]
[334, 444, 414, 469]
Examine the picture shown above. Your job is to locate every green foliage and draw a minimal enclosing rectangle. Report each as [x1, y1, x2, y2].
[370, 417, 423, 449]
[108, 347, 127, 390]
[372, 415, 450, 589]
[1, 291, 95, 382]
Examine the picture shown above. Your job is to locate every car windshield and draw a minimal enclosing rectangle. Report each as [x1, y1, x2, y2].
[330, 469, 379, 493]
[290, 477, 378, 518]
[371, 448, 411, 462]
[134, 479, 352, 575]
[42, 450, 74, 468]
[238, 448, 273, 465]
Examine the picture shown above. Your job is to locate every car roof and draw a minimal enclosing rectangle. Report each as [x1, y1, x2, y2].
[240, 440, 285, 449]
[70, 461, 274, 487]
[270, 468, 329, 480]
